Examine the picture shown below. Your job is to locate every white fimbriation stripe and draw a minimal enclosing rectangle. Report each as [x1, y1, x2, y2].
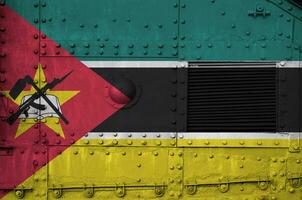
[81, 61, 188, 68]
[276, 61, 301, 68]
[178, 132, 297, 139]
[82, 132, 300, 139]
[81, 61, 301, 68]
[84, 132, 176, 139]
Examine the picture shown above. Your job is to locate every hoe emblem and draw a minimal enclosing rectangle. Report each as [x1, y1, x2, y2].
[7, 71, 72, 125]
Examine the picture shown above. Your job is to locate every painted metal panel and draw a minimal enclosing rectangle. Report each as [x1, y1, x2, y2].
[39, 0, 179, 58]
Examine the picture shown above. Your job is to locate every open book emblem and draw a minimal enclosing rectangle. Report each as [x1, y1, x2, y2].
[19, 94, 62, 120]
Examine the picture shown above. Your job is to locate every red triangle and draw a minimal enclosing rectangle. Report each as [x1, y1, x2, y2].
[0, 5, 128, 198]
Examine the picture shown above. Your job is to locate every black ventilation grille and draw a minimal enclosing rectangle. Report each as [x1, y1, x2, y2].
[187, 65, 277, 132]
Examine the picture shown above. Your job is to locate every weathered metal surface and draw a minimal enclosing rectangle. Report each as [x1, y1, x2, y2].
[5, 0, 302, 61]
[1, 0, 302, 200]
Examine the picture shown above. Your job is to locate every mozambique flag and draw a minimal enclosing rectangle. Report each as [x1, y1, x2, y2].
[1, 1, 302, 200]
[0, 4, 129, 199]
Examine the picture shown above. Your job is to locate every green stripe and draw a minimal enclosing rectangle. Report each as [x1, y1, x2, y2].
[6, 0, 302, 61]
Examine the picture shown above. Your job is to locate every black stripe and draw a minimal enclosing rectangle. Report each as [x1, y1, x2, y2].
[91, 64, 302, 132]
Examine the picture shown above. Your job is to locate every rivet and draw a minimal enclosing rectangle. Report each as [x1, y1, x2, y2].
[158, 44, 164, 48]
[122, 152, 126, 156]
[222, 141, 227, 145]
[178, 152, 183, 157]
[187, 140, 192, 145]
[241, 156, 245, 160]
[209, 154, 214, 159]
[33, 34, 39, 39]
[225, 155, 230, 159]
[156, 141, 161, 146]
[170, 166, 174, 170]
[279, 173, 284, 177]
[289, 187, 295, 193]
[239, 164, 244, 168]
[240, 141, 245, 145]
[274, 141, 279, 145]
[205, 140, 210, 145]
[138, 152, 142, 156]
[154, 152, 158, 156]
[127, 140, 132, 145]
[296, 159, 300, 164]
[137, 163, 141, 168]
[257, 141, 262, 145]
[280, 158, 285, 163]
[105, 151, 110, 155]
[257, 157, 261, 161]
[170, 152, 174, 156]
[193, 153, 198, 157]
[89, 151, 94, 155]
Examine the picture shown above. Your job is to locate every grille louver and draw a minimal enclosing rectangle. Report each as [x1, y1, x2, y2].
[187, 64, 277, 132]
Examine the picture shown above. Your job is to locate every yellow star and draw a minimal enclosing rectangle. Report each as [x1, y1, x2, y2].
[1, 64, 80, 138]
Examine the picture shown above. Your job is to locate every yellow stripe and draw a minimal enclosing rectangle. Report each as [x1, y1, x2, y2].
[3, 138, 302, 199]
